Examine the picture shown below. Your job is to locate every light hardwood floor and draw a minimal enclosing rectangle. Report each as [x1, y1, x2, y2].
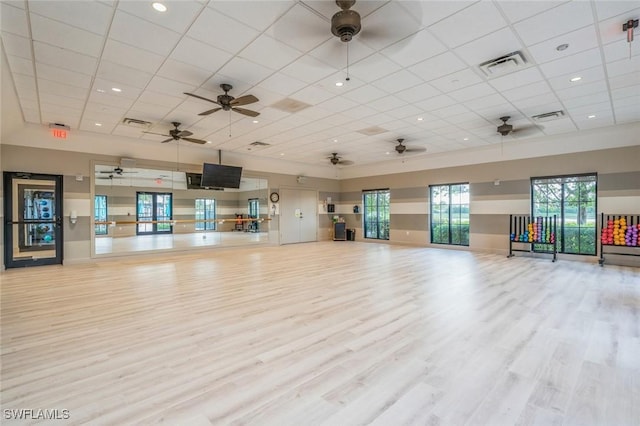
[1, 242, 639, 425]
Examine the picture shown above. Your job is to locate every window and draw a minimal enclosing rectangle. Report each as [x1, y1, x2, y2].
[363, 189, 390, 240]
[195, 198, 216, 231]
[248, 198, 259, 218]
[430, 183, 469, 246]
[136, 192, 172, 235]
[532, 174, 597, 255]
[94, 195, 107, 235]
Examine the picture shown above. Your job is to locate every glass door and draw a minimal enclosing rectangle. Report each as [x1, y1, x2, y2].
[3, 172, 63, 268]
[136, 192, 172, 235]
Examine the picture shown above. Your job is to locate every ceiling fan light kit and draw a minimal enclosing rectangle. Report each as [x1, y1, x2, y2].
[184, 84, 260, 117]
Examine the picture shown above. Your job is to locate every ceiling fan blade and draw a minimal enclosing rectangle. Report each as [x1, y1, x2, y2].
[338, 160, 354, 165]
[232, 107, 260, 117]
[511, 125, 542, 137]
[161, 137, 174, 143]
[142, 131, 171, 137]
[184, 92, 220, 105]
[405, 147, 427, 153]
[177, 130, 193, 137]
[181, 137, 208, 145]
[199, 107, 222, 116]
[230, 94, 259, 106]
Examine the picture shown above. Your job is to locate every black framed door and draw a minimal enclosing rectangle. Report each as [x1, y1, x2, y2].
[3, 172, 64, 268]
[136, 192, 173, 235]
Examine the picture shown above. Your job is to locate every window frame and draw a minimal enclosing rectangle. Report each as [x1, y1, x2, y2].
[362, 189, 390, 240]
[195, 198, 216, 231]
[429, 182, 470, 246]
[94, 194, 108, 236]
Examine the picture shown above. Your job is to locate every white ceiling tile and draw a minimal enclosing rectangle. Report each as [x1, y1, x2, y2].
[370, 69, 423, 95]
[429, 69, 483, 93]
[156, 59, 211, 86]
[501, 80, 552, 101]
[110, 10, 181, 56]
[454, 27, 523, 67]
[117, 0, 203, 34]
[1, 32, 31, 60]
[136, 91, 183, 109]
[429, 1, 508, 48]
[88, 84, 137, 106]
[341, 105, 378, 121]
[187, 7, 259, 54]
[540, 118, 577, 135]
[37, 78, 88, 100]
[96, 61, 152, 89]
[595, 1, 640, 21]
[281, 55, 338, 84]
[488, 67, 544, 92]
[527, 25, 599, 65]
[575, 115, 615, 130]
[101, 39, 165, 74]
[609, 72, 640, 90]
[6, 55, 33, 76]
[497, 1, 568, 24]
[1, 3, 29, 37]
[308, 38, 374, 71]
[395, 82, 441, 104]
[290, 85, 335, 106]
[240, 35, 301, 71]
[211, 1, 293, 32]
[510, 93, 560, 110]
[13, 73, 37, 95]
[358, 2, 422, 51]
[611, 84, 640, 101]
[33, 42, 97, 76]
[563, 91, 610, 109]
[314, 72, 367, 95]
[348, 54, 402, 83]
[146, 76, 196, 97]
[567, 101, 613, 118]
[267, 3, 332, 52]
[603, 39, 640, 63]
[342, 84, 387, 104]
[29, 0, 112, 35]
[398, 0, 475, 27]
[414, 94, 457, 112]
[615, 103, 640, 123]
[519, 101, 565, 118]
[258, 72, 308, 96]
[381, 29, 447, 67]
[36, 63, 92, 88]
[30, 14, 104, 57]
[448, 82, 497, 102]
[408, 52, 467, 82]
[367, 95, 407, 113]
[18, 98, 39, 111]
[607, 55, 640, 78]
[317, 96, 360, 113]
[515, 1, 593, 45]
[431, 104, 470, 119]
[22, 108, 41, 123]
[538, 48, 603, 79]
[171, 37, 233, 73]
[217, 57, 274, 86]
[548, 66, 606, 91]
[464, 93, 508, 110]
[39, 92, 85, 110]
[555, 80, 608, 100]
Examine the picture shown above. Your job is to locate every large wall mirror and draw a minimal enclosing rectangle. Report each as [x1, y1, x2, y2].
[92, 164, 269, 256]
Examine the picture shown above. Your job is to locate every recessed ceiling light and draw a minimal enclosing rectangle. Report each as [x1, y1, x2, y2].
[252, 120, 259, 123]
[588, 114, 596, 119]
[95, 123, 102, 127]
[556, 43, 569, 51]
[569, 76, 582, 82]
[417, 117, 423, 121]
[96, 89, 105, 93]
[280, 153, 284, 156]
[152, 2, 167, 12]
[111, 87, 122, 92]
[463, 137, 469, 141]
[385, 151, 390, 155]
[206, 140, 212, 144]
[335, 81, 344, 87]
[333, 139, 338, 142]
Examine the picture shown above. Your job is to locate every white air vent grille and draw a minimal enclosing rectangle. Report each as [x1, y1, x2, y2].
[532, 110, 565, 122]
[122, 118, 152, 128]
[479, 51, 527, 77]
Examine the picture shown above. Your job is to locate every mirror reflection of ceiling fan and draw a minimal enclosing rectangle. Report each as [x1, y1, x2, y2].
[143, 122, 207, 144]
[98, 167, 137, 175]
[184, 84, 260, 117]
[328, 152, 354, 165]
[497, 116, 539, 137]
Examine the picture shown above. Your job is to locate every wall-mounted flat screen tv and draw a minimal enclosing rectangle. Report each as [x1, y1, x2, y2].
[185, 172, 203, 189]
[201, 163, 243, 189]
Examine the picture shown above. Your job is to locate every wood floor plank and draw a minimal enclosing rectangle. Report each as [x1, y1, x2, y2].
[1, 242, 639, 425]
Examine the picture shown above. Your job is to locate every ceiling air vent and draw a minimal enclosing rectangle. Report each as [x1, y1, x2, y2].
[531, 110, 565, 122]
[479, 51, 527, 77]
[122, 118, 152, 128]
[271, 98, 312, 113]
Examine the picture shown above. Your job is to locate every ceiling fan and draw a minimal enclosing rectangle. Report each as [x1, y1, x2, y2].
[497, 116, 540, 137]
[393, 138, 426, 154]
[184, 84, 260, 117]
[98, 166, 136, 175]
[328, 153, 354, 165]
[143, 122, 207, 144]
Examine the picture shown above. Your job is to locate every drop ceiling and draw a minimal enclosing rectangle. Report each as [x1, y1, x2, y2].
[1, 0, 639, 168]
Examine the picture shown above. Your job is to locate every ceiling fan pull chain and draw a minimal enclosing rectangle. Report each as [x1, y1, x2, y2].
[346, 42, 351, 81]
